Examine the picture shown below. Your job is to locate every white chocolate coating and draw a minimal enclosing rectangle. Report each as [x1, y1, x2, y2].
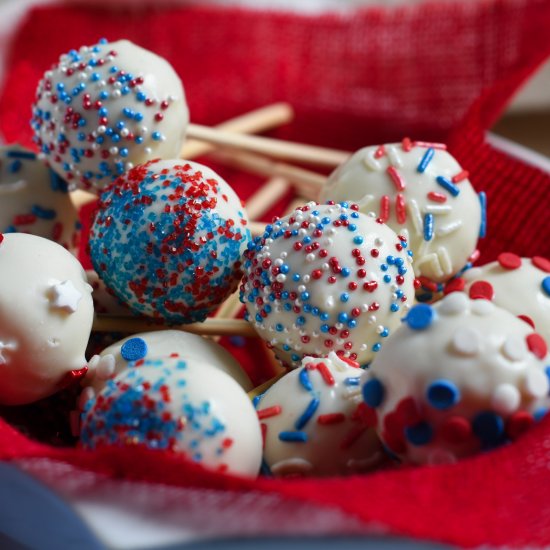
[321, 142, 483, 283]
[0, 145, 80, 253]
[258, 352, 383, 477]
[462, 255, 550, 345]
[82, 330, 252, 402]
[241, 202, 415, 368]
[32, 39, 189, 192]
[0, 233, 93, 405]
[89, 159, 251, 324]
[364, 293, 550, 465]
[80, 356, 262, 477]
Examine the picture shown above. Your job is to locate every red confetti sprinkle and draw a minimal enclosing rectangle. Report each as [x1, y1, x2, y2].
[497, 252, 522, 270]
[517, 314, 535, 329]
[506, 411, 535, 440]
[444, 277, 465, 295]
[526, 333, 547, 359]
[532, 256, 550, 273]
[469, 280, 494, 300]
[440, 416, 472, 444]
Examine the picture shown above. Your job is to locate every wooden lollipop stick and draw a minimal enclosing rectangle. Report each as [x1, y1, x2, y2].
[188, 123, 350, 168]
[245, 177, 291, 220]
[92, 316, 256, 337]
[213, 149, 327, 201]
[248, 371, 287, 400]
[70, 189, 98, 209]
[181, 103, 294, 159]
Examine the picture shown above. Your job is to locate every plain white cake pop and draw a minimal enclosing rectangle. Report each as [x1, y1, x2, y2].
[0, 233, 93, 405]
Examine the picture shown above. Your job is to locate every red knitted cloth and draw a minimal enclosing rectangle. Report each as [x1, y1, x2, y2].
[1, 1, 550, 547]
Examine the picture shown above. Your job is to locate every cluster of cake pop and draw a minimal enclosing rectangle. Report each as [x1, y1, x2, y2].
[0, 34, 548, 479]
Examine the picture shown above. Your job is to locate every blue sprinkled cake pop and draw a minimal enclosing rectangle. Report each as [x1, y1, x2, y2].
[89, 159, 251, 324]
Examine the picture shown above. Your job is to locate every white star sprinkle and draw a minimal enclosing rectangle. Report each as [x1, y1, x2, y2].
[50, 280, 82, 313]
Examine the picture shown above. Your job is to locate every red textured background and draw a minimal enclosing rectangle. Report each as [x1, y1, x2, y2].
[1, 1, 550, 547]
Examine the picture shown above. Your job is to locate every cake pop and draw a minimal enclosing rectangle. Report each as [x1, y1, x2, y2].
[32, 39, 188, 192]
[362, 293, 549, 465]
[80, 356, 262, 477]
[0, 145, 80, 253]
[240, 201, 415, 368]
[89, 159, 251, 324]
[0, 233, 93, 405]
[320, 141, 485, 284]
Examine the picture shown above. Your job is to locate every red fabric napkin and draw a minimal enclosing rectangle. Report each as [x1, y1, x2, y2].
[1, 1, 550, 546]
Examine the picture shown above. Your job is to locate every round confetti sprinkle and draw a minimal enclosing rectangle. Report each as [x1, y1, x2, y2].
[472, 411, 504, 445]
[121, 337, 148, 362]
[362, 378, 385, 408]
[541, 277, 550, 297]
[426, 379, 461, 410]
[450, 327, 480, 356]
[404, 421, 433, 446]
[506, 411, 534, 440]
[437, 291, 469, 316]
[526, 333, 548, 359]
[523, 368, 549, 399]
[469, 280, 494, 301]
[443, 277, 465, 295]
[404, 303, 434, 330]
[501, 335, 528, 362]
[517, 315, 535, 329]
[532, 256, 550, 273]
[439, 416, 472, 444]
[497, 252, 522, 270]
[491, 384, 521, 415]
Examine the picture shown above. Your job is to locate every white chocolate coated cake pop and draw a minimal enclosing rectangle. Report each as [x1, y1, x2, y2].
[0, 233, 93, 405]
[80, 356, 262, 477]
[257, 352, 383, 477]
[459, 254, 550, 345]
[0, 145, 80, 253]
[240, 202, 415, 368]
[320, 141, 485, 284]
[89, 159, 251, 324]
[32, 39, 189, 192]
[362, 293, 550, 465]
[82, 330, 252, 405]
